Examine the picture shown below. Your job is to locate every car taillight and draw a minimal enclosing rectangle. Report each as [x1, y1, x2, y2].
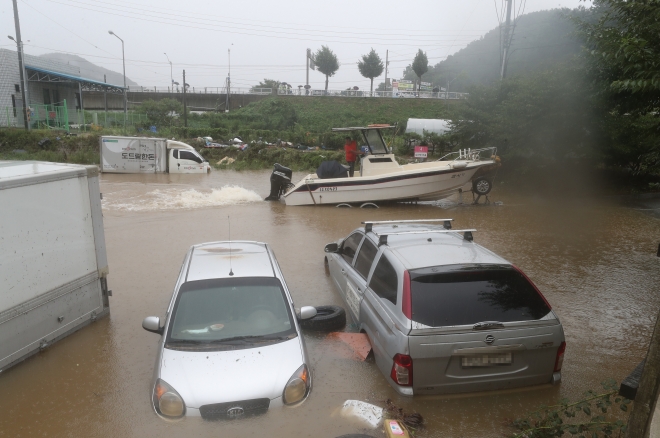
[402, 270, 412, 319]
[512, 265, 552, 310]
[390, 354, 413, 386]
[554, 341, 566, 372]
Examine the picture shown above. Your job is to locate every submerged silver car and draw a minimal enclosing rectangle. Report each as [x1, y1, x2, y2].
[324, 220, 566, 396]
[142, 241, 315, 420]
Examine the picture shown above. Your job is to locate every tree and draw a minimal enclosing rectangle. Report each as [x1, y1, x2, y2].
[314, 46, 340, 92]
[251, 79, 281, 92]
[357, 48, 384, 94]
[140, 98, 183, 128]
[571, 1, 660, 176]
[412, 49, 429, 92]
[574, 0, 660, 102]
[449, 65, 600, 171]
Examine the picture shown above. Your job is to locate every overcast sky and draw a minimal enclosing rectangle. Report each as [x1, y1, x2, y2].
[1, 0, 590, 91]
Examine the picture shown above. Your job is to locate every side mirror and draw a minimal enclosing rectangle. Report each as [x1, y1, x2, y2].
[324, 243, 339, 253]
[299, 306, 317, 320]
[142, 316, 163, 335]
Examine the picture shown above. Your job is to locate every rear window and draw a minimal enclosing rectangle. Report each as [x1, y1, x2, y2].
[410, 266, 551, 327]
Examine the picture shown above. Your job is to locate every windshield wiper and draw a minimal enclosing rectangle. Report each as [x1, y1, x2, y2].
[473, 321, 505, 330]
[211, 335, 266, 343]
[212, 334, 293, 343]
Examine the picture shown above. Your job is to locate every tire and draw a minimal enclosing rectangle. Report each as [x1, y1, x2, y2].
[299, 305, 346, 331]
[472, 177, 492, 195]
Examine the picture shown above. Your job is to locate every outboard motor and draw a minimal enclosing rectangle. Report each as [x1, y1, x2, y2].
[265, 163, 293, 201]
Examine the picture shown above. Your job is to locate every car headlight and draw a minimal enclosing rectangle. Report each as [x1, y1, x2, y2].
[282, 364, 310, 405]
[153, 378, 186, 418]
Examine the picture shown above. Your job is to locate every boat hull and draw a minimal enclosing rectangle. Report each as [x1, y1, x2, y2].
[282, 164, 482, 206]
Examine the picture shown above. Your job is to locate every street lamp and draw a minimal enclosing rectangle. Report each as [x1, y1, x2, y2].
[164, 52, 173, 93]
[108, 30, 127, 133]
[226, 46, 232, 113]
[8, 35, 29, 130]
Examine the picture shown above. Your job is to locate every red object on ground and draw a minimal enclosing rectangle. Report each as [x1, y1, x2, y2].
[326, 332, 372, 361]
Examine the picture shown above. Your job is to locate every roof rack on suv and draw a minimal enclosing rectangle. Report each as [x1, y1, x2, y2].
[374, 229, 477, 246]
[362, 219, 454, 233]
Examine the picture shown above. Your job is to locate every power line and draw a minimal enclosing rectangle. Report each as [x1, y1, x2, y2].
[46, 0, 487, 47]
[20, 0, 168, 80]
[73, 0, 495, 37]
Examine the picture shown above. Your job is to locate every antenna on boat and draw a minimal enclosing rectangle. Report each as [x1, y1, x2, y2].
[388, 122, 399, 150]
[228, 216, 234, 276]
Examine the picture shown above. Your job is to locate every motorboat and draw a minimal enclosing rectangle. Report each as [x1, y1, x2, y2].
[265, 125, 498, 207]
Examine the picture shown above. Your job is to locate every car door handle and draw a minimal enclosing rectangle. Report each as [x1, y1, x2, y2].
[341, 269, 346, 275]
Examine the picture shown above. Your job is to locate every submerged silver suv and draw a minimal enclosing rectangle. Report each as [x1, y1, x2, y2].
[324, 220, 566, 396]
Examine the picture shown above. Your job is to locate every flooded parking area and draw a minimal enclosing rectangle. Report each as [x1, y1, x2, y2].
[1, 170, 659, 437]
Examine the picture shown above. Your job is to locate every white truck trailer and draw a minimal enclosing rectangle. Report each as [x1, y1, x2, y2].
[0, 161, 110, 372]
[100, 136, 210, 174]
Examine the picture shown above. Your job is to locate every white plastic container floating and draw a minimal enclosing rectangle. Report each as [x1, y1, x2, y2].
[340, 400, 384, 428]
[0, 161, 111, 371]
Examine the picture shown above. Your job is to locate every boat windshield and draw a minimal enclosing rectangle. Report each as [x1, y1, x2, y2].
[362, 129, 389, 154]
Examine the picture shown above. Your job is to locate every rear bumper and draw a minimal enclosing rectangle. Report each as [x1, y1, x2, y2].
[412, 372, 557, 395]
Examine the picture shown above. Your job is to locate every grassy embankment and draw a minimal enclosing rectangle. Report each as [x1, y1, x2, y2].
[0, 97, 457, 172]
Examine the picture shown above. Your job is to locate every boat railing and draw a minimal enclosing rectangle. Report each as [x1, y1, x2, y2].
[437, 147, 497, 162]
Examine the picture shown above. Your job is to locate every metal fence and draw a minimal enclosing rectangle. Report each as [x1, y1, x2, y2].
[277, 89, 469, 99]
[75, 111, 149, 130]
[1, 103, 148, 131]
[1, 103, 70, 130]
[126, 86, 273, 95]
[123, 85, 468, 100]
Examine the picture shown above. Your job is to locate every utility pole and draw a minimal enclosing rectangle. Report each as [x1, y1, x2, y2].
[108, 30, 127, 133]
[183, 69, 187, 127]
[103, 74, 107, 126]
[306, 48, 310, 87]
[164, 52, 173, 93]
[500, 0, 513, 80]
[384, 49, 389, 94]
[626, 309, 660, 438]
[225, 48, 230, 112]
[11, 0, 29, 130]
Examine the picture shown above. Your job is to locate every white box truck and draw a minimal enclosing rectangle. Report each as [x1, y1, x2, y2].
[100, 136, 210, 174]
[0, 161, 110, 371]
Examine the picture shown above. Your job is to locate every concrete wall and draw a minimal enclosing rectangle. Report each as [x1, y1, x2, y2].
[81, 91, 268, 111]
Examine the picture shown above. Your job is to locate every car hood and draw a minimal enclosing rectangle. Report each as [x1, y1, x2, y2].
[159, 338, 304, 408]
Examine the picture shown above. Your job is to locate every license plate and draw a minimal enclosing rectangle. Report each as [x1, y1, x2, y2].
[461, 352, 512, 367]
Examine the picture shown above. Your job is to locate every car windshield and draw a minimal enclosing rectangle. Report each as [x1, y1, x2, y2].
[166, 277, 296, 349]
[409, 265, 551, 327]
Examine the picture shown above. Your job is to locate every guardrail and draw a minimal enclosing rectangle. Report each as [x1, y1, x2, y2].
[122, 86, 468, 99]
[277, 89, 469, 99]
[126, 86, 273, 95]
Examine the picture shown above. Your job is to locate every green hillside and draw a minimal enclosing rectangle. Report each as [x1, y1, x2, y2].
[237, 96, 455, 130]
[401, 9, 583, 92]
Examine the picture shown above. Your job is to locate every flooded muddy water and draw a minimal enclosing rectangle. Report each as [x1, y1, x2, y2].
[1, 170, 659, 437]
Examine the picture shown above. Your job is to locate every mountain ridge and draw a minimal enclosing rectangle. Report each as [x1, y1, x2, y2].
[38, 52, 139, 87]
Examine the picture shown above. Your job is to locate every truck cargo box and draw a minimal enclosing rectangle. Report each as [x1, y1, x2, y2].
[100, 136, 167, 173]
[100, 136, 210, 174]
[0, 161, 110, 371]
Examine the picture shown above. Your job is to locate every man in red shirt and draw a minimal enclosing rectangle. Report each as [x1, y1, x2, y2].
[344, 137, 362, 177]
